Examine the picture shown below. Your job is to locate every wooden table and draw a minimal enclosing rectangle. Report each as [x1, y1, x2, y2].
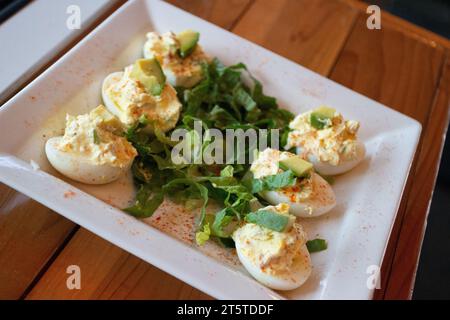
[0, 0, 449, 300]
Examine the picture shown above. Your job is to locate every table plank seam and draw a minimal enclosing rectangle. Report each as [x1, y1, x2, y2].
[228, 0, 255, 31]
[19, 225, 80, 300]
[328, 8, 361, 77]
[97, 254, 143, 300]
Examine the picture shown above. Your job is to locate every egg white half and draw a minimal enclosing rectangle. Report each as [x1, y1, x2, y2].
[142, 33, 205, 88]
[101, 72, 128, 123]
[235, 241, 312, 291]
[143, 49, 203, 88]
[45, 137, 131, 184]
[102, 71, 182, 134]
[261, 172, 336, 218]
[298, 140, 366, 176]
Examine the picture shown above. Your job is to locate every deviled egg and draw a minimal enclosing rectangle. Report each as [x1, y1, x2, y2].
[233, 203, 312, 290]
[45, 105, 137, 184]
[102, 58, 182, 133]
[285, 106, 365, 175]
[250, 148, 336, 218]
[143, 30, 209, 88]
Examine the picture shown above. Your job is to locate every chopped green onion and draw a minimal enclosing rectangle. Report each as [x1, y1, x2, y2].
[306, 238, 328, 253]
[93, 129, 100, 144]
[310, 113, 331, 129]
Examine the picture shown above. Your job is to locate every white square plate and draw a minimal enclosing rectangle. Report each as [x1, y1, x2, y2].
[0, 0, 421, 299]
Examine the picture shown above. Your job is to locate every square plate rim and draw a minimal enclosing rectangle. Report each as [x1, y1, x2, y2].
[0, 0, 422, 299]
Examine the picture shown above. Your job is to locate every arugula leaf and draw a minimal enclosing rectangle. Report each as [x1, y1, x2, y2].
[204, 180, 227, 199]
[211, 207, 236, 238]
[125, 124, 161, 157]
[266, 108, 294, 128]
[198, 175, 254, 211]
[252, 78, 277, 110]
[139, 114, 150, 125]
[154, 128, 177, 146]
[124, 58, 297, 246]
[124, 185, 164, 218]
[151, 153, 183, 170]
[220, 165, 234, 178]
[306, 238, 328, 253]
[251, 170, 297, 193]
[131, 159, 152, 183]
[195, 223, 211, 245]
[234, 87, 257, 112]
[209, 105, 239, 129]
[245, 209, 289, 232]
[162, 178, 209, 225]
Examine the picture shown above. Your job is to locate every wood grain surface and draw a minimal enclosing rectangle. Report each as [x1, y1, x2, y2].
[232, 0, 358, 75]
[168, 0, 253, 30]
[26, 228, 210, 300]
[0, 1, 127, 299]
[328, 12, 447, 299]
[26, 0, 363, 299]
[0, 0, 448, 300]
[25, 0, 254, 300]
[0, 184, 75, 299]
[384, 53, 450, 299]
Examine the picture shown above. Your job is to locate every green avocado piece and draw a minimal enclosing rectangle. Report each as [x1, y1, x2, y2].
[310, 106, 336, 129]
[176, 30, 200, 58]
[130, 58, 166, 96]
[279, 156, 313, 178]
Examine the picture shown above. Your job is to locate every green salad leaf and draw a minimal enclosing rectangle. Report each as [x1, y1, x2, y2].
[220, 165, 234, 178]
[245, 209, 290, 232]
[195, 223, 211, 245]
[250, 170, 297, 193]
[211, 207, 236, 238]
[124, 58, 295, 245]
[124, 185, 164, 218]
[163, 178, 209, 224]
[252, 78, 277, 109]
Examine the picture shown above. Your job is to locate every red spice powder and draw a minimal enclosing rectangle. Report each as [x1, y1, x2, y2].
[64, 190, 76, 198]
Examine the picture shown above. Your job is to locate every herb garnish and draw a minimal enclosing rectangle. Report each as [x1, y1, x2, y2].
[124, 58, 294, 245]
[306, 238, 328, 253]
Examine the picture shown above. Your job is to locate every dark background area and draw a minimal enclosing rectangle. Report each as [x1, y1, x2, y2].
[368, 0, 450, 38]
[364, 0, 450, 299]
[0, 0, 28, 23]
[0, 0, 449, 299]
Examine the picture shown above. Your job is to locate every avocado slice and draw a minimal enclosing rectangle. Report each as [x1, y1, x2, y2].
[279, 156, 313, 178]
[90, 105, 123, 132]
[130, 58, 166, 96]
[176, 30, 200, 58]
[310, 106, 336, 129]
